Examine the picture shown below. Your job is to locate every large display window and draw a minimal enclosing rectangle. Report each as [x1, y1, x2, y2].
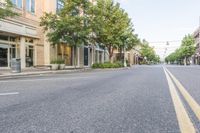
[58, 45, 73, 66]
[0, 46, 8, 67]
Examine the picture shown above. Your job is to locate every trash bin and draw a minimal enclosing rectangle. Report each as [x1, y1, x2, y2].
[11, 58, 21, 73]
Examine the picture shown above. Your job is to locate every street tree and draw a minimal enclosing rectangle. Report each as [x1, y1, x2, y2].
[140, 41, 160, 64]
[91, 0, 138, 61]
[165, 34, 195, 65]
[40, 0, 91, 67]
[0, 0, 18, 19]
[180, 34, 195, 65]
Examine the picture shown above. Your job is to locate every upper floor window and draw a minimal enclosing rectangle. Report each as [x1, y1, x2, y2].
[57, 0, 64, 12]
[12, 0, 22, 8]
[26, 0, 35, 13]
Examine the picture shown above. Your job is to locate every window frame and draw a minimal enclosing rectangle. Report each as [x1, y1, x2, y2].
[26, 0, 35, 14]
[12, 0, 23, 9]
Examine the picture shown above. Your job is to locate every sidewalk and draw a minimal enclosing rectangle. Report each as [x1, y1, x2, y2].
[0, 67, 91, 79]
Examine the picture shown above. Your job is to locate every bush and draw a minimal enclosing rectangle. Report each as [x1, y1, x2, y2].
[92, 62, 124, 69]
[50, 59, 58, 64]
[50, 58, 65, 64]
[57, 58, 65, 64]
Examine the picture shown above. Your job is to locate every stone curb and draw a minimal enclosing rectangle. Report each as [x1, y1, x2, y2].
[0, 67, 130, 80]
[0, 69, 89, 80]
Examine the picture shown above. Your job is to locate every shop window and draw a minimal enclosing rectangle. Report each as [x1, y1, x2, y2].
[10, 37, 16, 42]
[10, 45, 16, 59]
[0, 47, 8, 67]
[12, 0, 22, 8]
[57, 45, 72, 66]
[25, 38, 34, 43]
[0, 35, 8, 41]
[26, 45, 34, 67]
[26, 0, 35, 13]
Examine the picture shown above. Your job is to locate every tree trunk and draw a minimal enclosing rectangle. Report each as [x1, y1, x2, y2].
[119, 47, 123, 61]
[74, 45, 77, 69]
[184, 57, 187, 66]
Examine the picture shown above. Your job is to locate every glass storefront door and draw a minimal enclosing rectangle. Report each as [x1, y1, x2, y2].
[84, 47, 89, 66]
[0, 47, 8, 67]
[26, 45, 34, 67]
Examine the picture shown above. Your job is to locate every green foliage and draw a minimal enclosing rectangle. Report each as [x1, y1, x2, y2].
[40, 0, 91, 46]
[140, 40, 160, 64]
[57, 58, 65, 64]
[90, 0, 139, 59]
[92, 62, 123, 69]
[0, 0, 19, 19]
[50, 59, 58, 64]
[165, 34, 195, 64]
[50, 58, 65, 64]
[40, 0, 141, 63]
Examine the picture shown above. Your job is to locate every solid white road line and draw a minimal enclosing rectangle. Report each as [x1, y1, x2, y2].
[163, 67, 196, 133]
[0, 92, 19, 96]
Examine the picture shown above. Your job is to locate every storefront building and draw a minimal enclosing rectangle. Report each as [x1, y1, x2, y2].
[192, 27, 200, 65]
[0, 0, 108, 69]
[112, 45, 141, 66]
[0, 0, 45, 69]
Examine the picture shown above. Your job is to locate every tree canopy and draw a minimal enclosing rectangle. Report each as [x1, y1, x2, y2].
[165, 34, 195, 65]
[40, 0, 91, 47]
[0, 0, 18, 19]
[91, 0, 138, 59]
[140, 40, 160, 64]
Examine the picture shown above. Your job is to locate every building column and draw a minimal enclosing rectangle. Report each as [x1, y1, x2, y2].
[97, 50, 100, 63]
[77, 47, 80, 67]
[44, 37, 50, 65]
[20, 37, 26, 69]
[91, 47, 94, 64]
[33, 40, 37, 66]
[102, 51, 105, 63]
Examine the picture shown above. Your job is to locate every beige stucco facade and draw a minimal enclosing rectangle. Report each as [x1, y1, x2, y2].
[0, 0, 49, 68]
[112, 45, 141, 66]
[0, 0, 108, 69]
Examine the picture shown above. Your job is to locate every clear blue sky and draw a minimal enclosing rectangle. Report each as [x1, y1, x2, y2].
[115, 0, 200, 59]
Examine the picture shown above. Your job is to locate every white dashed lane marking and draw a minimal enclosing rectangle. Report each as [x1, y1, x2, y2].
[0, 92, 19, 96]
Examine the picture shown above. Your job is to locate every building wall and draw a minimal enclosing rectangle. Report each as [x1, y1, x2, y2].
[192, 27, 200, 65]
[0, 0, 109, 68]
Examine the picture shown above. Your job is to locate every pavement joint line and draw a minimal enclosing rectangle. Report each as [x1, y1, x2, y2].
[163, 67, 196, 133]
[0, 92, 19, 96]
[165, 67, 200, 121]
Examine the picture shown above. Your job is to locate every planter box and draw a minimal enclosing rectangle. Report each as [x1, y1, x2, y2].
[51, 64, 59, 70]
[59, 64, 65, 70]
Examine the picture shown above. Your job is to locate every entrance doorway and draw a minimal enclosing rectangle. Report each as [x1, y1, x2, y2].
[26, 45, 34, 67]
[0, 47, 8, 67]
[84, 47, 89, 66]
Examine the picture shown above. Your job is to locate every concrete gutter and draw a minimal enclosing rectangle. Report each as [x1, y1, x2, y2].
[0, 67, 130, 80]
[0, 68, 92, 80]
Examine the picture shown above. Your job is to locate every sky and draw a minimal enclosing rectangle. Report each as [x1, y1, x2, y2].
[115, 0, 200, 60]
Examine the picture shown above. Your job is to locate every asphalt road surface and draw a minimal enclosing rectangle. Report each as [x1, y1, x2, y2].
[0, 65, 200, 133]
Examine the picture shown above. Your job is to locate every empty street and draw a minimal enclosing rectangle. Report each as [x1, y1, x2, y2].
[0, 66, 200, 133]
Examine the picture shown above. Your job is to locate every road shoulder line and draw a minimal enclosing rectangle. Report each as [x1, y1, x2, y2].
[165, 68, 200, 121]
[163, 67, 195, 133]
